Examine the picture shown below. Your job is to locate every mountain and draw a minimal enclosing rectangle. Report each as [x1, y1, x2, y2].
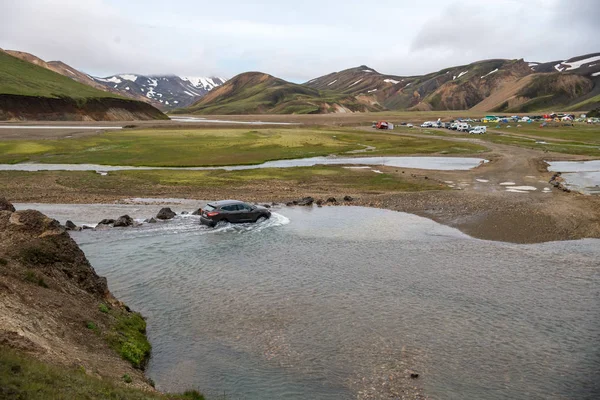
[0, 49, 167, 121]
[92, 74, 227, 110]
[184, 53, 599, 115]
[4, 50, 226, 111]
[176, 72, 385, 115]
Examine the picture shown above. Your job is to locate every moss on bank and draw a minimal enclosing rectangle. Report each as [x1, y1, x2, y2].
[0, 346, 204, 400]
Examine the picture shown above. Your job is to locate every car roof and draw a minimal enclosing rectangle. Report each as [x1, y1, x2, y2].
[208, 200, 245, 207]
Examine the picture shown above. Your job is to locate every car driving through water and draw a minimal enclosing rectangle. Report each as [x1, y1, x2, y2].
[200, 200, 271, 227]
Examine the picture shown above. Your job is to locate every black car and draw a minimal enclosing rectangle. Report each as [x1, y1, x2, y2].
[200, 200, 271, 227]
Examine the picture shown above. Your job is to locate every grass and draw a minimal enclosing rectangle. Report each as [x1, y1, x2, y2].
[0, 346, 205, 400]
[0, 127, 488, 166]
[105, 310, 152, 369]
[0, 51, 121, 99]
[99, 303, 110, 313]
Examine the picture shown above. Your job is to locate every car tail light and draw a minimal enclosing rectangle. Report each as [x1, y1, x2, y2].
[206, 212, 219, 217]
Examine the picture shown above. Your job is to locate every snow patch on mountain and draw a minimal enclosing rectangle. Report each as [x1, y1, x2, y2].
[384, 79, 400, 84]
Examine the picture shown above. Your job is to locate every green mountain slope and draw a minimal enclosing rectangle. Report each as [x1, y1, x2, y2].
[0, 50, 167, 120]
[174, 72, 384, 115]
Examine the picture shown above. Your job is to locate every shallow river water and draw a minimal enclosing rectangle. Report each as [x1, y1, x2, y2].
[16, 205, 600, 399]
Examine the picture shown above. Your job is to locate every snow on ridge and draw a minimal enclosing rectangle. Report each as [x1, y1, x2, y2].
[455, 71, 468, 80]
[368, 89, 378, 93]
[527, 62, 539, 67]
[363, 69, 374, 73]
[480, 68, 498, 79]
[383, 79, 400, 84]
[349, 78, 363, 87]
[592, 72, 600, 77]
[562, 55, 600, 71]
[119, 74, 138, 82]
[327, 79, 338, 86]
[554, 64, 565, 72]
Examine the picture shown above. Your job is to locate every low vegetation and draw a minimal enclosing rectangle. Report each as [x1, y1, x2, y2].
[0, 346, 205, 400]
[105, 310, 152, 369]
[0, 127, 487, 166]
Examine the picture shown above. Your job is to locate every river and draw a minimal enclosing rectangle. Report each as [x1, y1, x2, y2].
[15, 204, 600, 399]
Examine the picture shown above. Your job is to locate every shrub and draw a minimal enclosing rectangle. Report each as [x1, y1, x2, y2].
[0, 258, 7, 266]
[106, 312, 151, 369]
[98, 303, 109, 313]
[122, 374, 132, 384]
[23, 270, 49, 288]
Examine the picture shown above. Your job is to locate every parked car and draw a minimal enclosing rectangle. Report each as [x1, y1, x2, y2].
[200, 200, 271, 227]
[469, 126, 487, 134]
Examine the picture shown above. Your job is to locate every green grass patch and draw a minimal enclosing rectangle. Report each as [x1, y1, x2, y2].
[0, 127, 488, 166]
[99, 303, 110, 313]
[490, 123, 600, 144]
[105, 310, 151, 369]
[0, 346, 205, 399]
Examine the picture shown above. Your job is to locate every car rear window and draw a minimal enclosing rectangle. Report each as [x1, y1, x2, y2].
[204, 204, 216, 212]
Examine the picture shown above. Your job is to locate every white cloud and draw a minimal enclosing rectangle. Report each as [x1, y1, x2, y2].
[0, 0, 598, 81]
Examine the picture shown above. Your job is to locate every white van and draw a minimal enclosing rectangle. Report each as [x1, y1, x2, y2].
[469, 126, 487, 134]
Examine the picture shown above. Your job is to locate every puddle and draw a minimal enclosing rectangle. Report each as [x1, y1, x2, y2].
[169, 116, 299, 125]
[547, 160, 600, 195]
[500, 182, 516, 186]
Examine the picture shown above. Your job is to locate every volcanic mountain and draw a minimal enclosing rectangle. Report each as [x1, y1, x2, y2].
[92, 74, 226, 110]
[182, 53, 600, 114]
[176, 72, 385, 115]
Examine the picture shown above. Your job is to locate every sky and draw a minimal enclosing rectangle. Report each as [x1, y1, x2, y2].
[1, 0, 599, 82]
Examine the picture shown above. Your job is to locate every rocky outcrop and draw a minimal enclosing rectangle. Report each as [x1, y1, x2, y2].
[156, 207, 176, 220]
[0, 94, 168, 121]
[0, 201, 155, 390]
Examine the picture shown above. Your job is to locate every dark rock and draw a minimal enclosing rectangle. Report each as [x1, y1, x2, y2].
[286, 202, 295, 207]
[144, 218, 157, 224]
[343, 195, 354, 202]
[0, 198, 16, 213]
[82, 225, 93, 230]
[97, 219, 115, 226]
[262, 204, 271, 208]
[326, 197, 337, 203]
[410, 373, 419, 379]
[113, 215, 134, 227]
[316, 199, 324, 206]
[271, 202, 278, 206]
[156, 207, 176, 220]
[296, 197, 314, 206]
[191, 208, 202, 216]
[424, 176, 429, 180]
[65, 220, 78, 230]
[181, 211, 189, 215]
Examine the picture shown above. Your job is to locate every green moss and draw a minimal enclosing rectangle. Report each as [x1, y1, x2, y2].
[99, 303, 110, 313]
[0, 346, 206, 399]
[106, 311, 151, 369]
[122, 374, 133, 384]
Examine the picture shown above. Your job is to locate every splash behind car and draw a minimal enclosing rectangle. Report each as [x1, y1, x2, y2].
[200, 200, 271, 227]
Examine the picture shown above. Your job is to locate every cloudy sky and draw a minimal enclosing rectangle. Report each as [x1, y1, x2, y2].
[1, 0, 598, 82]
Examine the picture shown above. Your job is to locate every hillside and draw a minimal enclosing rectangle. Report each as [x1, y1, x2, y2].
[0, 50, 167, 121]
[176, 72, 385, 115]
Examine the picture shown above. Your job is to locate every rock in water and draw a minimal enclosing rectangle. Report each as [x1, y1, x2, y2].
[144, 218, 157, 224]
[191, 208, 202, 216]
[98, 219, 115, 226]
[64, 220, 81, 231]
[296, 197, 314, 206]
[156, 208, 176, 220]
[0, 198, 16, 212]
[113, 215, 134, 227]
[326, 197, 337, 203]
[343, 195, 354, 202]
